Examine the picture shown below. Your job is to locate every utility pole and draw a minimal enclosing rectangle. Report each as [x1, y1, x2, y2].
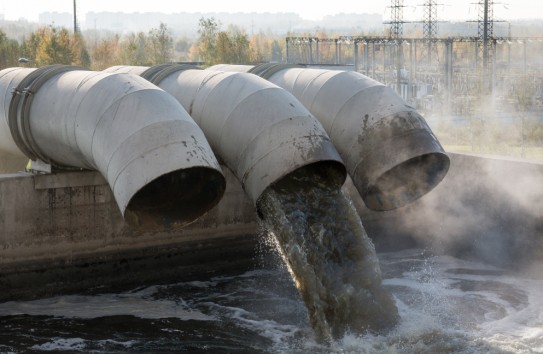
[73, 0, 79, 33]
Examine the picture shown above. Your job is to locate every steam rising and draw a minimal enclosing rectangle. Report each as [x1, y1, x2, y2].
[363, 153, 543, 270]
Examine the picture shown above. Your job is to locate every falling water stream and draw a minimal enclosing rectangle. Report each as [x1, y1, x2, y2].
[257, 165, 399, 341]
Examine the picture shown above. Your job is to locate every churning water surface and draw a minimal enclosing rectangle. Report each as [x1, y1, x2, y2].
[0, 248, 542, 353]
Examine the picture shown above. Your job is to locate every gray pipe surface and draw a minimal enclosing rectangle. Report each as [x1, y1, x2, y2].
[208, 64, 450, 211]
[0, 66, 225, 226]
[106, 65, 346, 204]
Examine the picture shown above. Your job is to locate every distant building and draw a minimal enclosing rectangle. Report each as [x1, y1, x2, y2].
[80, 11, 382, 36]
[39, 12, 72, 28]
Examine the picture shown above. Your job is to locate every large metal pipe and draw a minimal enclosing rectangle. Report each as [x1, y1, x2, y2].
[208, 64, 450, 211]
[0, 66, 225, 225]
[104, 65, 346, 205]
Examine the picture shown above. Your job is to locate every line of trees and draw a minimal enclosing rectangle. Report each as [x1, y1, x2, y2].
[0, 18, 287, 71]
[196, 18, 283, 65]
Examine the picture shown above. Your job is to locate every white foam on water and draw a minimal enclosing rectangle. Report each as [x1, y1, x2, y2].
[340, 250, 543, 354]
[206, 302, 301, 351]
[31, 337, 86, 351]
[97, 339, 138, 348]
[172, 269, 278, 289]
[0, 288, 213, 321]
[476, 276, 543, 352]
[183, 280, 218, 288]
[175, 249, 543, 353]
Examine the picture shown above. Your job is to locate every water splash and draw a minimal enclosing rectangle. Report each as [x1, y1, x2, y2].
[257, 166, 399, 341]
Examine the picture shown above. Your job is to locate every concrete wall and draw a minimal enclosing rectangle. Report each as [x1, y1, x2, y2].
[0, 153, 27, 174]
[0, 167, 258, 301]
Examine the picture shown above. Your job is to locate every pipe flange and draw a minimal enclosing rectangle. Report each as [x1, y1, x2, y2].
[8, 64, 85, 162]
[140, 64, 173, 82]
[249, 63, 306, 80]
[147, 64, 201, 85]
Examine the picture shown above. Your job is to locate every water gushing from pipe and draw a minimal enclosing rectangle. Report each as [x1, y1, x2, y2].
[257, 164, 399, 341]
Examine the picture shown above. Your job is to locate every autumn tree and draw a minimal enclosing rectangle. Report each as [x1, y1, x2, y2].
[196, 18, 252, 65]
[34, 27, 74, 65]
[226, 25, 251, 64]
[249, 31, 284, 63]
[90, 35, 122, 70]
[250, 32, 271, 63]
[197, 17, 220, 65]
[72, 32, 91, 68]
[215, 31, 232, 64]
[21, 26, 90, 67]
[120, 32, 150, 66]
[0, 30, 21, 69]
[148, 22, 173, 64]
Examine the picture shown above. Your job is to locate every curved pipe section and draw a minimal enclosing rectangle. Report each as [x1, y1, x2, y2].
[208, 64, 450, 211]
[0, 66, 225, 225]
[107, 65, 346, 205]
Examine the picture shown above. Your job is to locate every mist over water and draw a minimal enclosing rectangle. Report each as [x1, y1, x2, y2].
[257, 166, 399, 341]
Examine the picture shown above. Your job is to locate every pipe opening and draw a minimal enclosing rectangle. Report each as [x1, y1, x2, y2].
[364, 152, 450, 211]
[256, 160, 346, 218]
[125, 167, 225, 228]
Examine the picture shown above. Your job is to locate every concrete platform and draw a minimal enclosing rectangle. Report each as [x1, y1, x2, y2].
[0, 167, 258, 301]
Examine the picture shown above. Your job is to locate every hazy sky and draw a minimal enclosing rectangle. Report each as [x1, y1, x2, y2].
[1, 0, 541, 23]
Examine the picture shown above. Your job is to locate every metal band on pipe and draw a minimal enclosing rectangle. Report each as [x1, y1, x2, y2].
[140, 64, 173, 82]
[141, 64, 201, 85]
[8, 65, 84, 162]
[248, 63, 305, 80]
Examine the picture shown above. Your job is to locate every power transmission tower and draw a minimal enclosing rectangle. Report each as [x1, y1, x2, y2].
[478, 0, 493, 78]
[383, 0, 408, 95]
[472, 0, 505, 93]
[421, 0, 440, 62]
[387, 0, 407, 38]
